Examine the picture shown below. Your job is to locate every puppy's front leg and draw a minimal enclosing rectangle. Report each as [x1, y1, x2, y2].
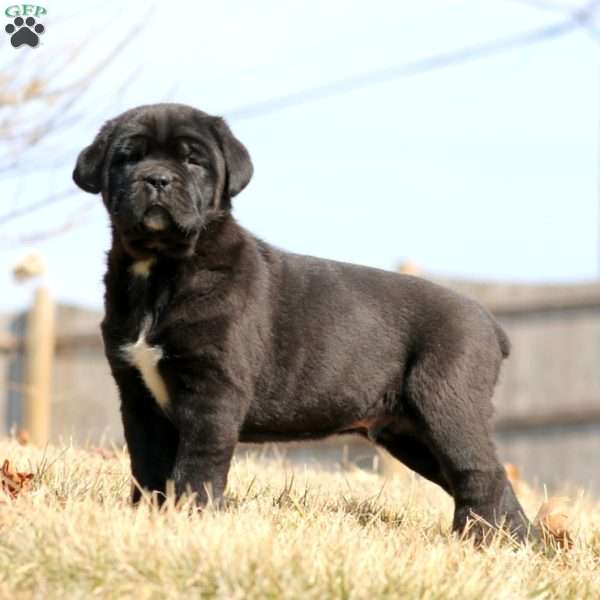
[170, 385, 241, 506]
[112, 368, 179, 504]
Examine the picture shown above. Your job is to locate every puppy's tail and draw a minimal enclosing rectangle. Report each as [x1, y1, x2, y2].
[492, 320, 511, 358]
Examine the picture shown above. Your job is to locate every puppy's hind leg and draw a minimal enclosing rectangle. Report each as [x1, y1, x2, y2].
[374, 428, 451, 494]
[402, 347, 532, 544]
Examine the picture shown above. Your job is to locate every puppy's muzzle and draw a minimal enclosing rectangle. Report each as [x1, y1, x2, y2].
[143, 205, 171, 232]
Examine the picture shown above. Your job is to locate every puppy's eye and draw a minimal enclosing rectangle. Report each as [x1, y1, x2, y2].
[113, 150, 142, 166]
[113, 137, 147, 166]
[186, 154, 210, 169]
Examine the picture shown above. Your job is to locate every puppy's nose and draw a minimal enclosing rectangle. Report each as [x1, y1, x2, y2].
[144, 174, 172, 191]
[143, 205, 170, 231]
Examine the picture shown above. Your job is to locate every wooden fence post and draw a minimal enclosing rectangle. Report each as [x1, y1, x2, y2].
[23, 285, 54, 446]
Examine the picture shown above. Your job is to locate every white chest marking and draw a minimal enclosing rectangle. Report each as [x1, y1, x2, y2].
[131, 258, 155, 278]
[122, 321, 170, 413]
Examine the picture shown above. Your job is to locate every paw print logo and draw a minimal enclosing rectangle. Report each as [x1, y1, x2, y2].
[5, 16, 45, 48]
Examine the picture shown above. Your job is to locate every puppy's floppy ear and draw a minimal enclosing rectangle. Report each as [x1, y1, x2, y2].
[211, 118, 253, 199]
[72, 119, 116, 194]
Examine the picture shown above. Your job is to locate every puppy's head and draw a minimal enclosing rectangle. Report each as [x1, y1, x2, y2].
[73, 103, 253, 259]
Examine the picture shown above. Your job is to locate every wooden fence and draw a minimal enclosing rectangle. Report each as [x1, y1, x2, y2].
[1, 277, 600, 494]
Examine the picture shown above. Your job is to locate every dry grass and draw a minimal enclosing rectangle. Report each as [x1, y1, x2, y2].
[0, 438, 599, 599]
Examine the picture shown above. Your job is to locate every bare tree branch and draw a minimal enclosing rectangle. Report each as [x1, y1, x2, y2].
[0, 4, 152, 241]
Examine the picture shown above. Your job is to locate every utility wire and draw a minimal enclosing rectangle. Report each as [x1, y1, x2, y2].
[508, 0, 600, 40]
[507, 0, 600, 278]
[505, 0, 580, 12]
[226, 3, 599, 121]
[2, 3, 598, 233]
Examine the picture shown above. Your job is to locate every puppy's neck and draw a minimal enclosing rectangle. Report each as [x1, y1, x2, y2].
[107, 213, 243, 277]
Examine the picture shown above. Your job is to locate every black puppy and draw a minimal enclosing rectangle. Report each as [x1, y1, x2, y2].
[73, 103, 531, 541]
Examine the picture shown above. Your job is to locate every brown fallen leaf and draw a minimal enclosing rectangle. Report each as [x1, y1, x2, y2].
[503, 463, 535, 503]
[16, 430, 29, 446]
[535, 496, 573, 549]
[0, 459, 34, 500]
[504, 463, 520, 486]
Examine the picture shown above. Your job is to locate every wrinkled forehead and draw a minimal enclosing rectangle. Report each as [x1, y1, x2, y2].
[113, 106, 215, 147]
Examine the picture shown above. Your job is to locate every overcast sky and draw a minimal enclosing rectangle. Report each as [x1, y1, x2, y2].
[1, 0, 599, 312]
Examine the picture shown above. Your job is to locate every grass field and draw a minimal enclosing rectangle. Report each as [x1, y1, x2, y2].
[0, 438, 599, 599]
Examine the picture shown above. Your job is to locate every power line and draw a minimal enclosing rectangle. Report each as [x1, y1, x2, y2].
[509, 0, 600, 40]
[505, 0, 581, 12]
[226, 3, 599, 122]
[508, 1, 600, 278]
[2, 3, 598, 236]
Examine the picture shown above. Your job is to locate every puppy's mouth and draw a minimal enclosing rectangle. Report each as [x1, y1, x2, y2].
[142, 205, 172, 232]
[120, 205, 200, 259]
